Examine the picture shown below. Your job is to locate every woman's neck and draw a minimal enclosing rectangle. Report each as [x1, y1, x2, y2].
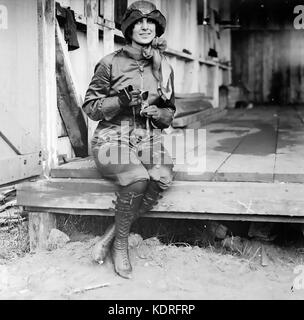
[131, 40, 150, 51]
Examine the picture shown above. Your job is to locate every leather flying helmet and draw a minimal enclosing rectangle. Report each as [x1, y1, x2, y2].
[121, 1, 166, 41]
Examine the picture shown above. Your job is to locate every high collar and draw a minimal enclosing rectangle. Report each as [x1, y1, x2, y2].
[122, 44, 151, 61]
[122, 40, 172, 101]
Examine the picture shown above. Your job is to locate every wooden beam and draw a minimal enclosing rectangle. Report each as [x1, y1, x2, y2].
[38, 0, 58, 175]
[211, 64, 220, 108]
[182, 0, 199, 93]
[165, 48, 195, 61]
[85, 0, 100, 73]
[56, 108, 68, 138]
[28, 211, 57, 252]
[16, 178, 304, 217]
[85, 0, 101, 154]
[103, 0, 115, 55]
[55, 22, 88, 157]
[55, 20, 84, 111]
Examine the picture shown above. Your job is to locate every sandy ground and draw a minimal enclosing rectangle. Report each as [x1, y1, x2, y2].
[0, 231, 304, 300]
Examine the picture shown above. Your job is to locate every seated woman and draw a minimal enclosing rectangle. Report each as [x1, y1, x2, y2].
[82, 0, 175, 279]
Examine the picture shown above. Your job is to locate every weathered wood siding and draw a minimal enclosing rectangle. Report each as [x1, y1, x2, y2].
[231, 0, 304, 105]
[232, 30, 304, 105]
[0, 0, 42, 185]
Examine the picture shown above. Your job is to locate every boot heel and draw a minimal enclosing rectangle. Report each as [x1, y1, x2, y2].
[92, 224, 115, 264]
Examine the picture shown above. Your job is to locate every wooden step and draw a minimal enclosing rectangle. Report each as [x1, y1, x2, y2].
[175, 99, 212, 118]
[175, 93, 212, 100]
[172, 108, 226, 128]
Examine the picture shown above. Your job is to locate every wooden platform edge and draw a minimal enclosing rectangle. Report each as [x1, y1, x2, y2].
[23, 206, 304, 224]
[17, 178, 304, 217]
[51, 167, 293, 183]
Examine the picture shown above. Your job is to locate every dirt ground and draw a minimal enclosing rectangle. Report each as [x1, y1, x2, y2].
[1, 219, 304, 300]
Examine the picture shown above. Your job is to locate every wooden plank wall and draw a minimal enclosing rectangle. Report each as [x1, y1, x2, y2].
[0, 0, 45, 184]
[0, 0, 41, 159]
[232, 29, 304, 105]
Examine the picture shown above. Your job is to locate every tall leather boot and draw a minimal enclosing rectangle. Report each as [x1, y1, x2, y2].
[92, 180, 163, 265]
[112, 191, 143, 279]
[92, 180, 147, 264]
[138, 180, 163, 215]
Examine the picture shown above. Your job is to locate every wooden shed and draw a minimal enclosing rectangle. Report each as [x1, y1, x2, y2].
[1, 0, 304, 250]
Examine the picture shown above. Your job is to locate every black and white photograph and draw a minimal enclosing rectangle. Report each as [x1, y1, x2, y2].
[1, 0, 304, 303]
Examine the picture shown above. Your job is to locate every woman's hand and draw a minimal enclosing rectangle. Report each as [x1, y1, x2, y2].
[140, 105, 161, 120]
[128, 90, 142, 107]
[118, 87, 142, 108]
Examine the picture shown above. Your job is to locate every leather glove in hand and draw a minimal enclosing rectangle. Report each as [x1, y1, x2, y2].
[140, 105, 161, 120]
[118, 86, 142, 108]
[128, 90, 142, 107]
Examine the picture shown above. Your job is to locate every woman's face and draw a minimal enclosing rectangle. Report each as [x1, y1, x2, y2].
[131, 17, 156, 45]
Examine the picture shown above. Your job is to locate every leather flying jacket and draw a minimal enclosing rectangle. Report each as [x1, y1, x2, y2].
[82, 46, 176, 148]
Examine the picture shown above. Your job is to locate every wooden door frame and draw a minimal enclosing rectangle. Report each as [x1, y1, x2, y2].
[38, 0, 58, 176]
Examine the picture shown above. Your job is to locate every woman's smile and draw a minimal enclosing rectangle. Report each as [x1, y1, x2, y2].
[132, 17, 156, 46]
